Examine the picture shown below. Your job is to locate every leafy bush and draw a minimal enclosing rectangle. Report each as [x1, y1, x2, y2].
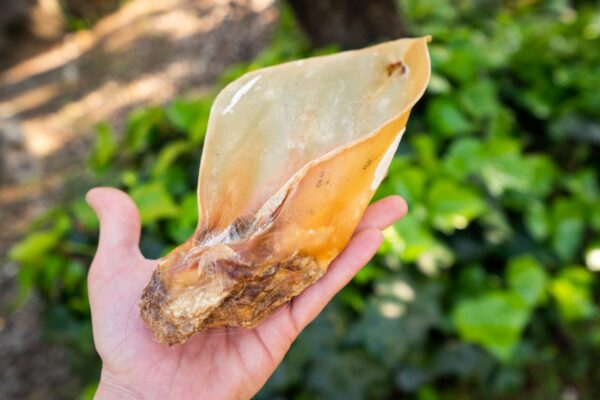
[9, 2, 600, 398]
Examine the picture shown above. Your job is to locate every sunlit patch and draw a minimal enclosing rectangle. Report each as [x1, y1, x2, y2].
[452, 214, 468, 230]
[382, 226, 406, 255]
[586, 248, 600, 272]
[378, 301, 406, 319]
[583, 23, 600, 40]
[3, 83, 61, 118]
[417, 246, 454, 276]
[248, 0, 274, 12]
[418, 253, 437, 276]
[559, 7, 577, 24]
[390, 281, 415, 301]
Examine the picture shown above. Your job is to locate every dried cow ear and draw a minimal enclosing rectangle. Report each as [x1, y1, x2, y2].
[140, 37, 431, 345]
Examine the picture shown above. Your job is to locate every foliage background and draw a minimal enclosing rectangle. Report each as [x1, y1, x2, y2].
[9, 0, 600, 398]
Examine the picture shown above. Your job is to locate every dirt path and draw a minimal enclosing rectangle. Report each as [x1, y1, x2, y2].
[0, 0, 277, 397]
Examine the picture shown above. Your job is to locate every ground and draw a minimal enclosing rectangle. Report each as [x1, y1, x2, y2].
[0, 0, 277, 397]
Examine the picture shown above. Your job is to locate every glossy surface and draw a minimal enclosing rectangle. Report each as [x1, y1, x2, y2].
[140, 37, 431, 345]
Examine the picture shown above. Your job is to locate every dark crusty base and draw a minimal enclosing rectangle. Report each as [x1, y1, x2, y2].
[139, 254, 323, 346]
[139, 271, 184, 345]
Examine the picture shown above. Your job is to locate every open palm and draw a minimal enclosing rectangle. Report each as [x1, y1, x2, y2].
[87, 187, 406, 400]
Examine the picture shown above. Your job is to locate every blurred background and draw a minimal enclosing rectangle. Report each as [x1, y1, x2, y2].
[1, 0, 599, 398]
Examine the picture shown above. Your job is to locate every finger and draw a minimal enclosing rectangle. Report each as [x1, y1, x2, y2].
[289, 228, 383, 332]
[355, 195, 407, 232]
[86, 187, 143, 261]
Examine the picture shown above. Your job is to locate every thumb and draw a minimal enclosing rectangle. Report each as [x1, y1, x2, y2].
[86, 187, 143, 262]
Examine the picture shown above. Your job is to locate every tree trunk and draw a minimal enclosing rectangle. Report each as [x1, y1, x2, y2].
[0, 0, 37, 38]
[0, 0, 63, 62]
[286, 0, 405, 49]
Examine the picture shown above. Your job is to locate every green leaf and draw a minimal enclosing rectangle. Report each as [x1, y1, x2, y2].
[9, 229, 66, 265]
[349, 276, 443, 368]
[88, 122, 117, 173]
[383, 216, 454, 270]
[481, 151, 531, 197]
[526, 155, 557, 199]
[412, 135, 439, 171]
[426, 97, 474, 137]
[565, 168, 599, 203]
[475, 137, 529, 196]
[37, 255, 63, 297]
[524, 201, 551, 241]
[160, 165, 191, 197]
[507, 256, 548, 307]
[427, 179, 486, 233]
[444, 137, 537, 197]
[307, 350, 390, 400]
[151, 141, 190, 178]
[439, 46, 480, 83]
[456, 264, 490, 298]
[550, 114, 600, 144]
[593, 202, 600, 232]
[125, 107, 165, 152]
[72, 198, 99, 232]
[130, 183, 179, 224]
[521, 89, 552, 118]
[443, 137, 484, 179]
[79, 383, 98, 400]
[489, 107, 516, 139]
[166, 193, 199, 243]
[551, 198, 585, 261]
[166, 98, 211, 144]
[396, 366, 433, 393]
[458, 80, 499, 120]
[63, 260, 86, 293]
[15, 261, 36, 305]
[338, 286, 366, 312]
[452, 291, 530, 361]
[354, 263, 387, 285]
[433, 342, 490, 379]
[385, 162, 428, 204]
[121, 169, 139, 188]
[427, 73, 452, 94]
[549, 267, 596, 321]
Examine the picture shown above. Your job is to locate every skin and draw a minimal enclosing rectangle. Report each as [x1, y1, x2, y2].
[87, 187, 407, 400]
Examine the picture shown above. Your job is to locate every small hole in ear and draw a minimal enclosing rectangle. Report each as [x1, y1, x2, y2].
[386, 60, 406, 77]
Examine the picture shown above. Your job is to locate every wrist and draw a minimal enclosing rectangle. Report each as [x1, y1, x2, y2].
[96, 369, 143, 400]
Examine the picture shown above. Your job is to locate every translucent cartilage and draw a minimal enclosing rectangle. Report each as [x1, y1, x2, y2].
[139, 37, 432, 345]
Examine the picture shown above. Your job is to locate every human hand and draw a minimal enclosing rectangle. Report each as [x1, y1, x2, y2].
[87, 187, 407, 400]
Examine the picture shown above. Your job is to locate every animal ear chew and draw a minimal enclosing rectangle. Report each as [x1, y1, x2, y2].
[139, 37, 431, 345]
